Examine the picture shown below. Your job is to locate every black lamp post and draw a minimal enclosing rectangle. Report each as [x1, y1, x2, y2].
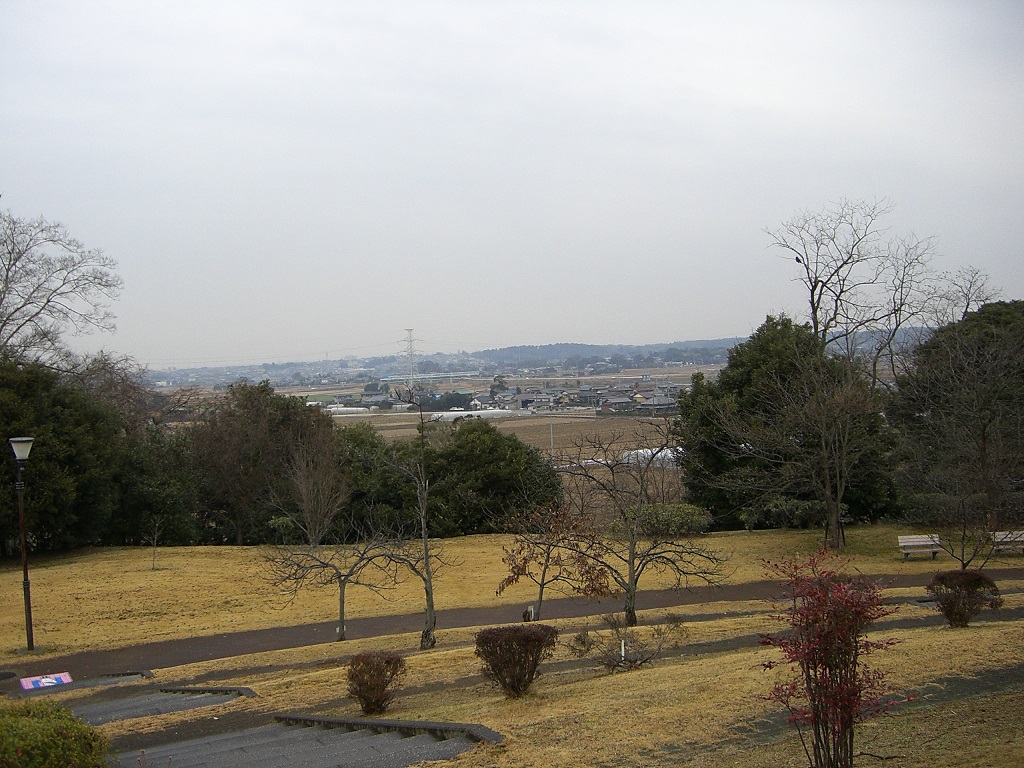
[9, 437, 34, 651]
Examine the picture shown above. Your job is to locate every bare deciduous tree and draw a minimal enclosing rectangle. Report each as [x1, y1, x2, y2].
[767, 199, 935, 389]
[264, 420, 399, 640]
[390, 385, 445, 650]
[553, 423, 724, 626]
[264, 532, 399, 641]
[281, 418, 350, 546]
[497, 500, 611, 621]
[928, 265, 1002, 326]
[0, 209, 123, 362]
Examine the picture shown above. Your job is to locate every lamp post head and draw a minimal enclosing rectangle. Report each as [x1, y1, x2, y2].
[9, 437, 33, 463]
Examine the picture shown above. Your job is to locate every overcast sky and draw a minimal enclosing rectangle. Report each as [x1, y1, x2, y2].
[2, 1, 1022, 368]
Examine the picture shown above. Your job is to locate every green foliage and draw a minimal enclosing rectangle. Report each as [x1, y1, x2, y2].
[634, 503, 712, 537]
[189, 380, 327, 544]
[423, 417, 561, 537]
[0, 700, 110, 767]
[346, 651, 407, 714]
[420, 391, 472, 412]
[890, 301, 1024, 532]
[926, 570, 1003, 628]
[475, 624, 558, 697]
[106, 426, 200, 546]
[335, 423, 411, 535]
[489, 375, 509, 398]
[0, 361, 123, 552]
[676, 315, 894, 539]
[677, 316, 824, 526]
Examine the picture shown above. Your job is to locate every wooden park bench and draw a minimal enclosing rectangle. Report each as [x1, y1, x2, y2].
[898, 534, 942, 560]
[991, 531, 1024, 555]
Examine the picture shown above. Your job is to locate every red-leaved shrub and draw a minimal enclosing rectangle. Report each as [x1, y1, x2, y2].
[761, 550, 904, 768]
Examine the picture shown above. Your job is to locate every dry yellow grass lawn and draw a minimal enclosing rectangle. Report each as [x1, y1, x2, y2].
[76, 610, 1024, 767]
[5, 524, 1023, 767]
[0, 524, 1000, 660]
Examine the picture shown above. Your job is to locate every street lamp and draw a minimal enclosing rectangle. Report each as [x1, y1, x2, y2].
[9, 437, 35, 651]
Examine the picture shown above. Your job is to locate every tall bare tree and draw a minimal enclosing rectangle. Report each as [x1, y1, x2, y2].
[0, 209, 122, 362]
[928, 265, 1002, 326]
[389, 385, 444, 650]
[767, 199, 935, 389]
[263, 418, 399, 640]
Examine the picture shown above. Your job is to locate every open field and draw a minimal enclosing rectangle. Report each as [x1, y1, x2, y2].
[4, 526, 1023, 767]
[281, 365, 721, 403]
[334, 410, 670, 450]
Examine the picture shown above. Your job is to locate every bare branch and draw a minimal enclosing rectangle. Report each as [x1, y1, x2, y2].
[552, 423, 724, 625]
[1, 210, 123, 362]
[767, 199, 937, 390]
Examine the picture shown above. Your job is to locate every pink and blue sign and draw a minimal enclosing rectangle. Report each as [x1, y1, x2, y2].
[19, 672, 73, 690]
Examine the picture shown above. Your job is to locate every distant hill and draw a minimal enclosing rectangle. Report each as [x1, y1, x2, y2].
[475, 339, 745, 366]
[147, 337, 747, 388]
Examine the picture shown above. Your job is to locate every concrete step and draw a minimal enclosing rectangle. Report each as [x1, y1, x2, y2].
[129, 722, 372, 762]
[129, 724, 375, 766]
[187, 730, 414, 768]
[114, 722, 478, 768]
[75, 690, 240, 725]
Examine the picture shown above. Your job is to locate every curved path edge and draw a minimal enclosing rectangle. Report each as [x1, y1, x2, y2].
[7, 567, 1023, 681]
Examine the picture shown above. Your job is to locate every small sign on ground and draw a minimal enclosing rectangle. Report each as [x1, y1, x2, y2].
[20, 672, 73, 690]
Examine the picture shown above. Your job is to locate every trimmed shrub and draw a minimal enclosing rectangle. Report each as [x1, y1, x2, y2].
[346, 651, 407, 715]
[475, 624, 558, 698]
[0, 699, 110, 767]
[927, 570, 1003, 628]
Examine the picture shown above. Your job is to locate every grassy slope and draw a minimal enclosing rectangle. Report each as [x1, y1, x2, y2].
[0, 524, 1002, 658]
[4, 524, 1023, 767]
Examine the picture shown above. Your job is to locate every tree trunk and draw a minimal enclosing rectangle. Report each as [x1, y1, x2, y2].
[420, 580, 437, 650]
[336, 577, 347, 641]
[624, 539, 638, 626]
[416, 413, 436, 651]
[624, 585, 638, 627]
[824, 497, 844, 550]
[534, 552, 551, 621]
[419, 516, 437, 650]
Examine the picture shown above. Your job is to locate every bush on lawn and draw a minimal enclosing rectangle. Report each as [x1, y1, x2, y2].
[346, 651, 407, 715]
[475, 624, 558, 698]
[566, 612, 686, 672]
[761, 550, 903, 768]
[0, 700, 110, 767]
[927, 570, 1003, 628]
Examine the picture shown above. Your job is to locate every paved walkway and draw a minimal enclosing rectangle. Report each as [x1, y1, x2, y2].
[7, 567, 1023, 682]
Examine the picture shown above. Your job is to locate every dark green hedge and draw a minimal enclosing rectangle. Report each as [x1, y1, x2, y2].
[0, 700, 110, 768]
